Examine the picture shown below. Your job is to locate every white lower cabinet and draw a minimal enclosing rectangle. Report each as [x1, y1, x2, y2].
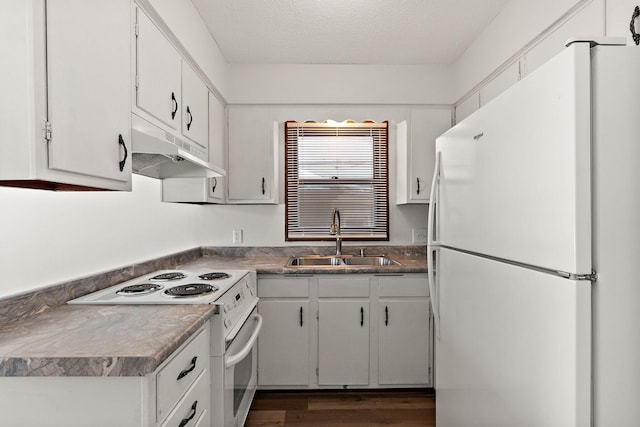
[378, 299, 431, 385]
[0, 323, 210, 427]
[378, 275, 432, 386]
[257, 273, 432, 389]
[257, 276, 311, 386]
[318, 299, 370, 386]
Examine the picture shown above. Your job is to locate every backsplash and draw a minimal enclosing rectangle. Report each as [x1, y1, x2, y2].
[0, 248, 202, 325]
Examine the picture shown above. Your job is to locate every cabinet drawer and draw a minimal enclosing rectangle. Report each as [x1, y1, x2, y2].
[156, 324, 210, 422]
[318, 277, 370, 297]
[378, 276, 428, 297]
[258, 277, 310, 297]
[159, 369, 210, 427]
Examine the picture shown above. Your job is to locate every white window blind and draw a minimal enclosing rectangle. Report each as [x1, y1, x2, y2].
[285, 121, 389, 240]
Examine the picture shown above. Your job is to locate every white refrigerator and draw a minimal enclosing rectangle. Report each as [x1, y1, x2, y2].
[428, 39, 640, 426]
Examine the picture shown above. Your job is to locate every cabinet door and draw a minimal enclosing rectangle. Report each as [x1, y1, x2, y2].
[227, 108, 274, 203]
[46, 0, 131, 184]
[181, 62, 208, 150]
[258, 300, 310, 386]
[135, 8, 181, 130]
[378, 299, 430, 385]
[318, 300, 369, 386]
[208, 92, 225, 170]
[407, 109, 451, 202]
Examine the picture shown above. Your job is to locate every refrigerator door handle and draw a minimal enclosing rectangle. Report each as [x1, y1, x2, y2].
[428, 246, 441, 339]
[427, 151, 441, 245]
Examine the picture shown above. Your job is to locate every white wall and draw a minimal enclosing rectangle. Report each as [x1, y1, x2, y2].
[453, 0, 590, 100]
[9, 0, 634, 299]
[0, 175, 204, 299]
[199, 203, 428, 247]
[452, 0, 638, 107]
[227, 64, 454, 105]
[201, 104, 442, 247]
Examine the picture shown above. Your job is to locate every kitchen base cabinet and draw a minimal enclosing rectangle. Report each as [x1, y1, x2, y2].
[318, 299, 370, 386]
[378, 275, 432, 386]
[0, 323, 210, 427]
[257, 274, 432, 390]
[257, 276, 311, 387]
[258, 300, 310, 386]
[378, 299, 431, 385]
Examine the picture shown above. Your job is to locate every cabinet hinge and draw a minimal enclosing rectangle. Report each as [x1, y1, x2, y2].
[316, 368, 319, 377]
[134, 74, 140, 89]
[134, 22, 139, 37]
[316, 311, 319, 320]
[43, 121, 52, 144]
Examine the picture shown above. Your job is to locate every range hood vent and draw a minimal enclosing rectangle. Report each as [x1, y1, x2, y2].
[131, 114, 225, 179]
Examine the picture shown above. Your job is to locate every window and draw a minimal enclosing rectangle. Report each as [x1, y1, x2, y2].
[285, 121, 389, 241]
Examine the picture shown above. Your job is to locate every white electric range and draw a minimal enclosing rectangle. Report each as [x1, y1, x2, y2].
[68, 268, 262, 427]
[68, 269, 251, 305]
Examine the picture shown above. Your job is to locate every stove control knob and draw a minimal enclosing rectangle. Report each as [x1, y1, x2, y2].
[224, 304, 232, 313]
[224, 318, 232, 328]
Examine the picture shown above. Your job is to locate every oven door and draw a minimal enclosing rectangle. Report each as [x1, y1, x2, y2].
[224, 307, 262, 427]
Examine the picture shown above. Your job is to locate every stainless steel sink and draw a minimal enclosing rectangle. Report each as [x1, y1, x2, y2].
[286, 255, 400, 268]
[287, 256, 345, 266]
[342, 256, 400, 266]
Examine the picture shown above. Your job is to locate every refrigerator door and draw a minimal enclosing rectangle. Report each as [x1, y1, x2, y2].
[435, 43, 592, 275]
[435, 248, 591, 427]
[591, 45, 640, 426]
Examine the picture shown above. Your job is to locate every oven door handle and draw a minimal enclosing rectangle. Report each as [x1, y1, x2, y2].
[225, 314, 263, 369]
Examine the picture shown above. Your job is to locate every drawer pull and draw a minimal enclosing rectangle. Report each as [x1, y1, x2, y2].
[179, 401, 198, 427]
[177, 356, 197, 380]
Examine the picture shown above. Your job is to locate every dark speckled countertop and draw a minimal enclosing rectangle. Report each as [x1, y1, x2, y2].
[0, 246, 426, 377]
[0, 304, 215, 377]
[186, 245, 427, 274]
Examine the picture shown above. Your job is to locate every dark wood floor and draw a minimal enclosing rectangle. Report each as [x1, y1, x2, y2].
[245, 389, 436, 426]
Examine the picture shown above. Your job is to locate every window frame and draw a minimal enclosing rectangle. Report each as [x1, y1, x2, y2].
[284, 120, 390, 242]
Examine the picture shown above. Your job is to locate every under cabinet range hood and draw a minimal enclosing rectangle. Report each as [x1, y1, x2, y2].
[131, 114, 225, 179]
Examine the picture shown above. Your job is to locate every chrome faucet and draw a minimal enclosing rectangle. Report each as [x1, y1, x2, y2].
[330, 208, 342, 256]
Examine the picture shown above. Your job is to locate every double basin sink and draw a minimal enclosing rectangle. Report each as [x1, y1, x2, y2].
[286, 255, 400, 268]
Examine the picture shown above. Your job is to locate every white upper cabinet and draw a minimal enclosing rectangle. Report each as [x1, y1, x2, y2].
[133, 5, 212, 166]
[180, 62, 209, 150]
[227, 107, 278, 204]
[134, 8, 182, 131]
[208, 92, 225, 171]
[396, 108, 451, 204]
[0, 0, 132, 191]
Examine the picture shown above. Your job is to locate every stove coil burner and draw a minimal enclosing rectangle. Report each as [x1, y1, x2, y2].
[149, 272, 187, 281]
[164, 283, 218, 298]
[198, 272, 231, 281]
[116, 283, 163, 296]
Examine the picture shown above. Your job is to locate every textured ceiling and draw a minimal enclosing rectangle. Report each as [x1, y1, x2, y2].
[191, 0, 510, 65]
